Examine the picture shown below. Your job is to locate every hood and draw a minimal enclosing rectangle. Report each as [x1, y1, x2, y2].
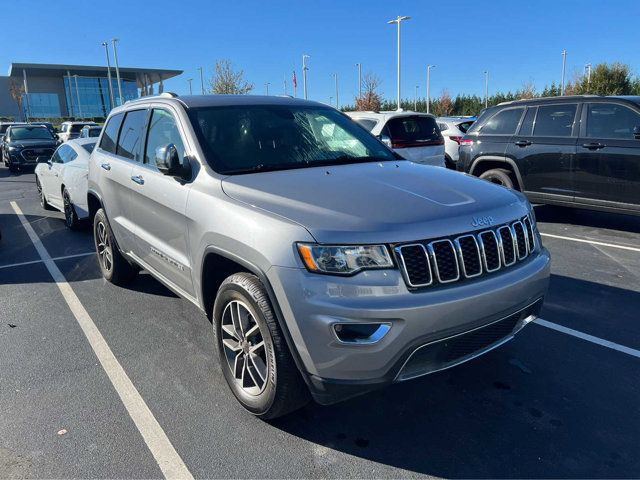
[221, 161, 530, 244]
[10, 139, 57, 148]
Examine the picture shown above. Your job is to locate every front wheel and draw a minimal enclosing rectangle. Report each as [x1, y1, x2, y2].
[213, 272, 309, 419]
[93, 208, 137, 285]
[479, 168, 515, 189]
[36, 177, 54, 210]
[63, 188, 81, 230]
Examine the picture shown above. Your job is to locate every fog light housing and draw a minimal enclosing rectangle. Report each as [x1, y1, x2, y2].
[333, 323, 391, 344]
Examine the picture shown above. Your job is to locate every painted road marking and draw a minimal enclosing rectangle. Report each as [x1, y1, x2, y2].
[0, 251, 95, 270]
[540, 232, 640, 253]
[535, 318, 640, 359]
[11, 201, 193, 480]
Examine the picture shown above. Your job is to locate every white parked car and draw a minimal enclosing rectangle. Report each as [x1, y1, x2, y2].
[347, 111, 445, 167]
[35, 138, 97, 229]
[437, 116, 475, 169]
[58, 121, 99, 142]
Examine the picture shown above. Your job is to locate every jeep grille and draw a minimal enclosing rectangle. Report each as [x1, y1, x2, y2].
[394, 215, 536, 289]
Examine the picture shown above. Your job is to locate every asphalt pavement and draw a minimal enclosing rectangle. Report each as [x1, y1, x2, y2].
[1, 166, 639, 478]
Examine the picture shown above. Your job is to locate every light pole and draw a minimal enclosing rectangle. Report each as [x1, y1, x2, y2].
[302, 54, 310, 100]
[283, 75, 287, 95]
[414, 85, 419, 111]
[187, 78, 193, 95]
[333, 73, 339, 109]
[197, 67, 205, 95]
[387, 15, 411, 111]
[329, 96, 333, 106]
[111, 38, 123, 106]
[484, 70, 489, 108]
[265, 82, 271, 95]
[427, 65, 435, 114]
[561, 49, 567, 96]
[585, 63, 592, 92]
[101, 41, 115, 109]
[73, 74, 83, 119]
[355, 63, 362, 100]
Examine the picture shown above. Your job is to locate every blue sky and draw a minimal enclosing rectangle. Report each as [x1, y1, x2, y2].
[2, 0, 639, 106]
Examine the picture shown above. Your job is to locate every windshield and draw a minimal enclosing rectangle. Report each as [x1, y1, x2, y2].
[10, 126, 54, 141]
[189, 105, 396, 174]
[71, 124, 92, 133]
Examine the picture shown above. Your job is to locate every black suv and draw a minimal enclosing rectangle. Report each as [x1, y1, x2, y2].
[458, 95, 640, 216]
[2, 125, 58, 172]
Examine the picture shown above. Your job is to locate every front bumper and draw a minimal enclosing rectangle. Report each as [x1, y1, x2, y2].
[267, 248, 550, 404]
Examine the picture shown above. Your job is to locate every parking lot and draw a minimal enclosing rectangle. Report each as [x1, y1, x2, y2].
[1, 165, 639, 478]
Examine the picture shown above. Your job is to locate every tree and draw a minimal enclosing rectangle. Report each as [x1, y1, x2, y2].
[9, 80, 25, 120]
[573, 62, 633, 95]
[517, 82, 536, 99]
[355, 73, 383, 111]
[432, 89, 454, 116]
[208, 59, 253, 95]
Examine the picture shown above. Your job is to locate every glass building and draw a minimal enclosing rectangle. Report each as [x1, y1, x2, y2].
[2, 63, 183, 120]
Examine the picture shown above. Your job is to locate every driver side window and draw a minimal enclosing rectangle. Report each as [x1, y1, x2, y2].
[144, 109, 185, 167]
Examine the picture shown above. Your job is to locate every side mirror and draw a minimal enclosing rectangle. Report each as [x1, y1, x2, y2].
[634, 126, 640, 140]
[378, 134, 393, 148]
[156, 144, 185, 177]
[36, 156, 50, 164]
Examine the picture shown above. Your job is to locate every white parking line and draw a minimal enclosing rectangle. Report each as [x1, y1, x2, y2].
[535, 318, 640, 359]
[540, 232, 640, 253]
[10, 202, 193, 480]
[0, 251, 95, 271]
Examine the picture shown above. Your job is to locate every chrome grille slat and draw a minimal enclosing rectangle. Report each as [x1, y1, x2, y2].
[427, 239, 460, 283]
[395, 215, 537, 289]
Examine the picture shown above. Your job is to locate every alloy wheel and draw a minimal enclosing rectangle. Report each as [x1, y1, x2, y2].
[63, 191, 74, 227]
[96, 221, 113, 273]
[221, 300, 268, 396]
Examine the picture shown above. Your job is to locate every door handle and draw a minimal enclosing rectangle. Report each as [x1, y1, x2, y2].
[131, 175, 145, 185]
[582, 142, 605, 150]
[514, 140, 532, 147]
[101, 163, 111, 171]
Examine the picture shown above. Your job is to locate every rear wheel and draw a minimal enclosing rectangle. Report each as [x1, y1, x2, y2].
[93, 208, 137, 285]
[36, 177, 54, 210]
[213, 272, 309, 419]
[479, 168, 514, 189]
[62, 188, 81, 230]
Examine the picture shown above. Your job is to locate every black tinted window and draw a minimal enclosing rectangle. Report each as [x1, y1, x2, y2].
[533, 104, 576, 137]
[100, 113, 124, 154]
[354, 119, 377, 132]
[116, 110, 147, 160]
[54, 145, 73, 163]
[586, 103, 640, 139]
[82, 142, 97, 154]
[519, 107, 537, 136]
[385, 116, 441, 145]
[480, 108, 524, 135]
[144, 109, 186, 167]
[457, 121, 473, 133]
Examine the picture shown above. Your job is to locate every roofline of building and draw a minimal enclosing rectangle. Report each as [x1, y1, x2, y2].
[8, 62, 182, 79]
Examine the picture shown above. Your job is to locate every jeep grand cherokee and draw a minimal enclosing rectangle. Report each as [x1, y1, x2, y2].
[87, 93, 550, 419]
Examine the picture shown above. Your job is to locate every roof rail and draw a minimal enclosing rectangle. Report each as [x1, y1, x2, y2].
[124, 92, 179, 105]
[159, 92, 179, 98]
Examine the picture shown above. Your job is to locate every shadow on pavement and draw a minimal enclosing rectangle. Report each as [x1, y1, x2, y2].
[534, 204, 640, 234]
[271, 274, 640, 478]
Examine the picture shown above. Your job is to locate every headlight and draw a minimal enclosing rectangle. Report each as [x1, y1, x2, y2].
[297, 243, 393, 275]
[8, 145, 22, 151]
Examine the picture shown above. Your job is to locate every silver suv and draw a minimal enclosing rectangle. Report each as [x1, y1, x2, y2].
[87, 93, 550, 419]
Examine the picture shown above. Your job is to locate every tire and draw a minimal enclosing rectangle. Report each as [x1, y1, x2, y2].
[62, 188, 81, 230]
[213, 272, 309, 419]
[479, 168, 514, 189]
[444, 154, 456, 170]
[93, 208, 138, 285]
[36, 176, 54, 210]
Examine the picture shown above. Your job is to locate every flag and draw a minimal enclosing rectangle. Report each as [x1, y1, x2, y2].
[292, 70, 297, 89]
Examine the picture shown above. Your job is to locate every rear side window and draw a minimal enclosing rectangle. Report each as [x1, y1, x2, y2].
[99, 113, 124, 154]
[116, 110, 147, 161]
[533, 104, 577, 137]
[354, 119, 377, 132]
[586, 103, 640, 139]
[385, 116, 441, 145]
[82, 142, 97, 154]
[54, 144, 77, 163]
[480, 108, 524, 135]
[457, 121, 473, 133]
[438, 122, 449, 132]
[144, 109, 186, 167]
